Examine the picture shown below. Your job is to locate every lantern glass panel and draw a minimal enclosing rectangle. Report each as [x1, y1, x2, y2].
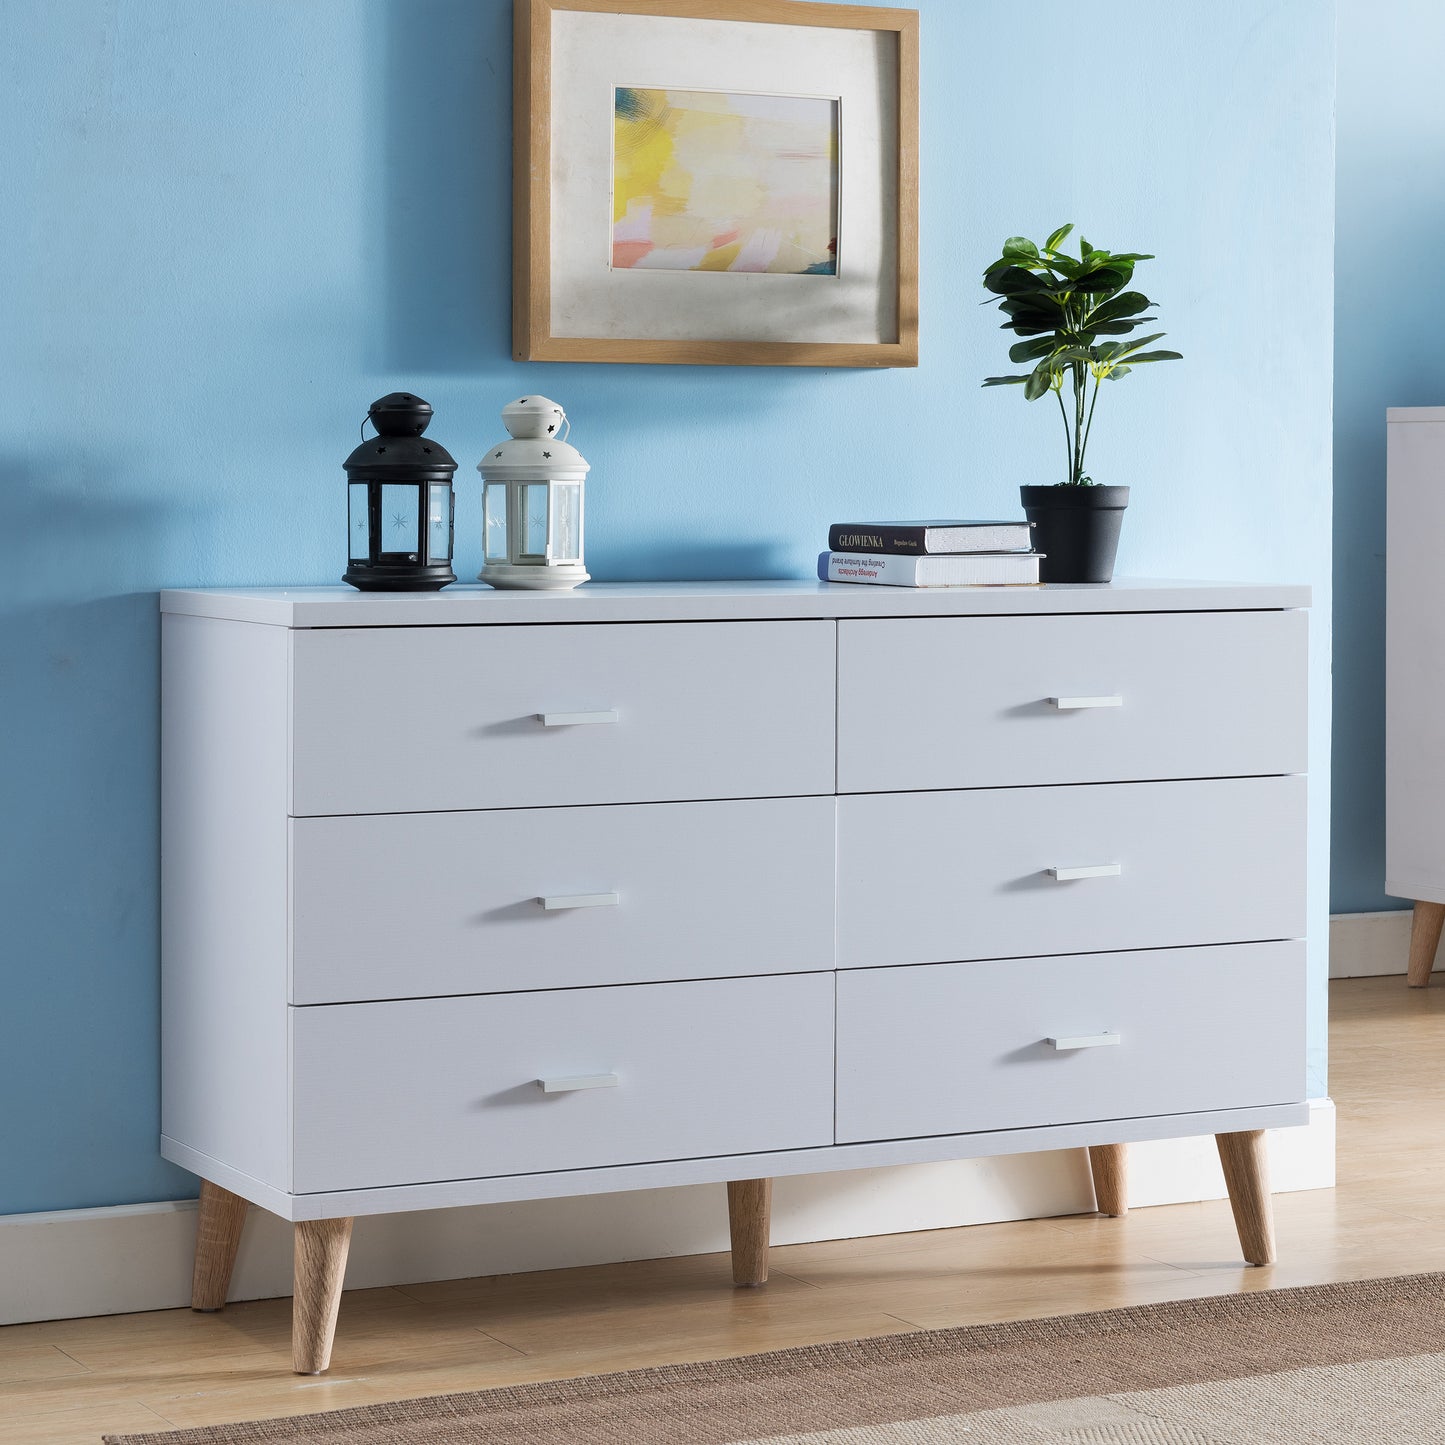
[348, 483, 371, 562]
[521, 482, 549, 559]
[552, 482, 582, 561]
[484, 482, 508, 562]
[428, 484, 453, 563]
[381, 483, 420, 556]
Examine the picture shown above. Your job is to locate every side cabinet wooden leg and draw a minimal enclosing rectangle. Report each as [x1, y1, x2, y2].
[1088, 1143, 1128, 1217]
[727, 1179, 772, 1287]
[1216, 1130, 1276, 1266]
[1408, 900, 1445, 987]
[292, 1217, 354, 1375]
[191, 1180, 249, 1312]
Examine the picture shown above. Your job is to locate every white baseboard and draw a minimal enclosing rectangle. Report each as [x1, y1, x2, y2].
[0, 1100, 1334, 1327]
[1330, 909, 1414, 977]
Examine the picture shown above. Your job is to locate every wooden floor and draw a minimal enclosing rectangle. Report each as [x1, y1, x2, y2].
[6, 975, 1445, 1443]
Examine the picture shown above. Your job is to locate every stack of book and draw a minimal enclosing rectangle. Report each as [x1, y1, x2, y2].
[823, 520, 1041, 587]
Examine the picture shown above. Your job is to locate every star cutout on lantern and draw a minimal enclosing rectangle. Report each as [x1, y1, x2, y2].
[495, 451, 503, 458]
[543, 451, 551, 458]
[390, 512, 408, 530]
[520, 398, 529, 404]
[547, 423, 556, 433]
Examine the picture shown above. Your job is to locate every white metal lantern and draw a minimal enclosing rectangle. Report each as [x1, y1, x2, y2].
[478, 396, 590, 590]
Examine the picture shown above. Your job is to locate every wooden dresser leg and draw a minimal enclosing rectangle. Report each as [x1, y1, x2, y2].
[292, 1217, 353, 1374]
[1216, 1130, 1276, 1266]
[1408, 900, 1445, 987]
[191, 1180, 249, 1312]
[1088, 1143, 1128, 1217]
[727, 1179, 772, 1287]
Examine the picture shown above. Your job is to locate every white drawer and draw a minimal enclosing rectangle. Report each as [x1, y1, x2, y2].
[837, 776, 1305, 967]
[290, 973, 834, 1192]
[290, 797, 837, 1003]
[289, 621, 836, 816]
[837, 610, 1306, 791]
[836, 942, 1305, 1143]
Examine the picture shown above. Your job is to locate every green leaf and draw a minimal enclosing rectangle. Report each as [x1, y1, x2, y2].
[1100, 332, 1166, 360]
[1091, 318, 1157, 335]
[1044, 223, 1074, 251]
[1087, 291, 1153, 323]
[1003, 235, 1039, 261]
[1122, 349, 1183, 363]
[982, 374, 1030, 386]
[1103, 364, 1132, 378]
[1008, 336, 1059, 363]
[983, 265, 1053, 296]
[999, 300, 1065, 323]
[1023, 364, 1056, 401]
[1079, 236, 1093, 256]
[1069, 268, 1126, 296]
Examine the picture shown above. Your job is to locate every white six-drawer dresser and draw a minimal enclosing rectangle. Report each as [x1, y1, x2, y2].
[160, 578, 1309, 1373]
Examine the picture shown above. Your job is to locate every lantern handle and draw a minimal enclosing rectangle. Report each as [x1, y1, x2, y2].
[557, 412, 571, 444]
[359, 413, 373, 443]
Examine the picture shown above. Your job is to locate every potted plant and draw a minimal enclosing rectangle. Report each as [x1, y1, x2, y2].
[982, 225, 1180, 582]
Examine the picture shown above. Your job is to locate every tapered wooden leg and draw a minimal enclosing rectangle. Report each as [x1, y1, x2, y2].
[292, 1217, 353, 1374]
[727, 1179, 772, 1287]
[1408, 900, 1445, 987]
[190, 1180, 249, 1312]
[1216, 1130, 1276, 1266]
[1088, 1143, 1128, 1217]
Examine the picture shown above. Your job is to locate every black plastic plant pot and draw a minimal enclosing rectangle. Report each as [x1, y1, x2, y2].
[1020, 485, 1130, 584]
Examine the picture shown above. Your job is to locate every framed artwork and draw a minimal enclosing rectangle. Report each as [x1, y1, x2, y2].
[513, 0, 919, 367]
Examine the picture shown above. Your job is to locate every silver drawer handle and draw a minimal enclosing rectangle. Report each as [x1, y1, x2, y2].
[1047, 863, 1122, 881]
[1048, 1033, 1121, 1051]
[538, 891, 619, 911]
[1049, 695, 1123, 710]
[538, 710, 619, 727]
[538, 1072, 619, 1093]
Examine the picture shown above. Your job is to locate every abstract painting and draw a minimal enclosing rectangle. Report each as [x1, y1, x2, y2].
[612, 87, 839, 276]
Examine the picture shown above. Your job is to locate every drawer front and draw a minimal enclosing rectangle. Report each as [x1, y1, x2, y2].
[290, 621, 836, 816]
[290, 797, 837, 1003]
[837, 942, 1305, 1144]
[837, 609, 1306, 791]
[837, 776, 1305, 967]
[291, 973, 834, 1192]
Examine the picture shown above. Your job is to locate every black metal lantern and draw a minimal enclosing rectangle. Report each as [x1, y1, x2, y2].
[343, 393, 457, 591]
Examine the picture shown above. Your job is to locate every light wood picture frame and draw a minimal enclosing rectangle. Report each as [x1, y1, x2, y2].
[513, 0, 919, 368]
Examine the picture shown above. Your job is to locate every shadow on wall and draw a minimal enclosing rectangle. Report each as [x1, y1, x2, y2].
[0, 588, 194, 1210]
[597, 542, 796, 581]
[0, 465, 195, 614]
[0, 459, 200, 1210]
[373, 0, 513, 374]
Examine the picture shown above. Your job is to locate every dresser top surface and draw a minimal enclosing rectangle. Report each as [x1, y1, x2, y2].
[159, 578, 1309, 627]
[1388, 407, 1445, 422]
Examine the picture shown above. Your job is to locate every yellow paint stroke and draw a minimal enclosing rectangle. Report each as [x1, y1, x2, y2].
[696, 239, 744, 271]
[613, 92, 675, 224]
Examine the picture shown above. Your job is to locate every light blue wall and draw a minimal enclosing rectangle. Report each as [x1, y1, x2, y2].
[1332, 0, 1445, 914]
[1, 0, 1335, 1215]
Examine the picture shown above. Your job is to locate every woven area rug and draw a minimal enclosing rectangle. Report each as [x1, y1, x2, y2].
[104, 1273, 1445, 1444]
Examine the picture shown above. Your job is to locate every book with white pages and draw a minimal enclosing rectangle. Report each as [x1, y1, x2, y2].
[826, 551, 1042, 587]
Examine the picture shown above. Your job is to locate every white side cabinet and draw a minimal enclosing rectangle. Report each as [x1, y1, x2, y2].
[1388, 409, 1445, 983]
[160, 579, 1310, 1373]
